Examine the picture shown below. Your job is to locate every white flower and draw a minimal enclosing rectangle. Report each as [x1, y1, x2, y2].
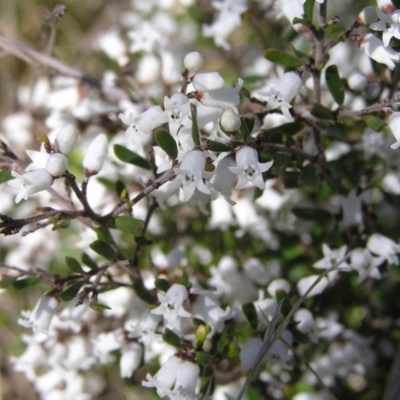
[128, 21, 161, 53]
[184, 51, 204, 76]
[152, 283, 191, 319]
[254, 71, 302, 120]
[370, 8, 400, 47]
[192, 71, 225, 91]
[120, 342, 143, 378]
[313, 244, 350, 272]
[240, 337, 263, 370]
[175, 150, 211, 202]
[45, 153, 68, 176]
[341, 190, 363, 228]
[163, 93, 191, 137]
[297, 275, 329, 298]
[83, 133, 109, 173]
[210, 154, 237, 205]
[358, 33, 400, 70]
[197, 78, 242, 109]
[229, 146, 273, 190]
[55, 125, 79, 154]
[387, 111, 400, 149]
[220, 109, 241, 132]
[8, 169, 53, 203]
[367, 233, 400, 265]
[349, 248, 385, 283]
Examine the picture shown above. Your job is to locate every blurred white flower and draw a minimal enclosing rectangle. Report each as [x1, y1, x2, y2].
[83, 133, 109, 174]
[370, 8, 400, 46]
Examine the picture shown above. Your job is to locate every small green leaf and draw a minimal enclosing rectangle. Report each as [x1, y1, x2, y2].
[195, 351, 215, 367]
[33, 132, 51, 147]
[365, 115, 386, 132]
[155, 278, 171, 292]
[13, 277, 41, 289]
[325, 65, 344, 105]
[81, 253, 98, 270]
[96, 226, 110, 244]
[89, 240, 116, 260]
[310, 103, 335, 120]
[60, 282, 84, 301]
[114, 144, 152, 170]
[207, 140, 231, 152]
[155, 129, 178, 160]
[133, 281, 156, 304]
[111, 216, 143, 236]
[240, 86, 251, 99]
[90, 302, 112, 313]
[242, 302, 258, 331]
[0, 276, 16, 288]
[303, 0, 315, 22]
[261, 122, 304, 139]
[264, 49, 303, 69]
[65, 256, 84, 274]
[299, 164, 320, 192]
[115, 180, 127, 197]
[0, 170, 12, 184]
[191, 104, 201, 146]
[180, 269, 189, 287]
[292, 207, 332, 222]
[162, 328, 182, 348]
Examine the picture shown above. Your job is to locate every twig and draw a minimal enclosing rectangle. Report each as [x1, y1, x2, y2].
[338, 96, 400, 118]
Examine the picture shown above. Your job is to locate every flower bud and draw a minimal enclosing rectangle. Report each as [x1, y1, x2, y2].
[83, 133, 108, 174]
[357, 6, 379, 25]
[192, 71, 224, 91]
[45, 153, 68, 176]
[55, 125, 79, 154]
[387, 111, 400, 149]
[220, 109, 241, 133]
[183, 51, 204, 76]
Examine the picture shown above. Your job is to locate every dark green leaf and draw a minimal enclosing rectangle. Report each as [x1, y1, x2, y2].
[240, 86, 251, 99]
[310, 103, 335, 120]
[293, 16, 312, 26]
[90, 302, 112, 313]
[0, 276, 16, 288]
[261, 122, 304, 139]
[65, 256, 84, 274]
[60, 282, 84, 301]
[96, 226, 110, 244]
[303, 0, 315, 22]
[299, 164, 320, 192]
[207, 140, 231, 152]
[134, 235, 152, 246]
[155, 278, 171, 292]
[163, 328, 182, 348]
[89, 240, 116, 260]
[133, 281, 156, 304]
[195, 351, 215, 367]
[111, 216, 143, 236]
[81, 253, 98, 270]
[325, 65, 344, 105]
[191, 103, 201, 146]
[0, 170, 12, 184]
[114, 144, 152, 170]
[180, 269, 189, 287]
[292, 207, 332, 222]
[365, 115, 386, 132]
[284, 172, 300, 188]
[264, 49, 303, 69]
[242, 302, 258, 331]
[115, 180, 127, 197]
[155, 129, 178, 160]
[13, 277, 41, 289]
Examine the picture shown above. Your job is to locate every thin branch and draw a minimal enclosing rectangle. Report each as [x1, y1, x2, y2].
[0, 30, 130, 101]
[338, 96, 400, 118]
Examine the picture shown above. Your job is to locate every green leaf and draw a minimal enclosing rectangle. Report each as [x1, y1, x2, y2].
[155, 129, 178, 160]
[162, 328, 182, 348]
[114, 144, 152, 170]
[303, 0, 315, 22]
[13, 277, 41, 289]
[60, 282, 84, 301]
[292, 207, 332, 222]
[310, 103, 335, 120]
[134, 235, 152, 246]
[0, 170, 12, 184]
[240, 86, 251, 99]
[242, 302, 258, 331]
[207, 140, 231, 152]
[96, 226, 110, 244]
[111, 216, 143, 236]
[0, 277, 16, 288]
[284, 172, 300, 188]
[264, 49, 303, 69]
[195, 324, 211, 349]
[89, 240, 116, 260]
[115, 180, 127, 197]
[191, 103, 201, 146]
[325, 65, 344, 105]
[261, 122, 304, 139]
[81, 253, 98, 270]
[155, 278, 171, 292]
[195, 351, 215, 367]
[90, 302, 112, 313]
[365, 115, 386, 132]
[65, 256, 84, 274]
[180, 269, 189, 287]
[33, 132, 51, 147]
[133, 281, 156, 304]
[299, 164, 320, 192]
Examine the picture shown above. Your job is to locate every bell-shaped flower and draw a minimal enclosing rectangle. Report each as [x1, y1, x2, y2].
[45, 153, 68, 177]
[120, 342, 143, 379]
[196, 78, 242, 110]
[83, 133, 109, 174]
[152, 283, 191, 319]
[163, 93, 191, 137]
[229, 146, 273, 190]
[387, 111, 400, 149]
[367, 233, 400, 265]
[55, 125, 79, 154]
[210, 154, 237, 205]
[8, 168, 53, 203]
[357, 33, 400, 70]
[175, 150, 211, 202]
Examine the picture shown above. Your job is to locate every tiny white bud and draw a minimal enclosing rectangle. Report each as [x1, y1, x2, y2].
[83, 133, 108, 173]
[184, 51, 204, 75]
[192, 71, 225, 92]
[347, 72, 368, 91]
[220, 109, 241, 132]
[55, 125, 79, 154]
[45, 153, 68, 176]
